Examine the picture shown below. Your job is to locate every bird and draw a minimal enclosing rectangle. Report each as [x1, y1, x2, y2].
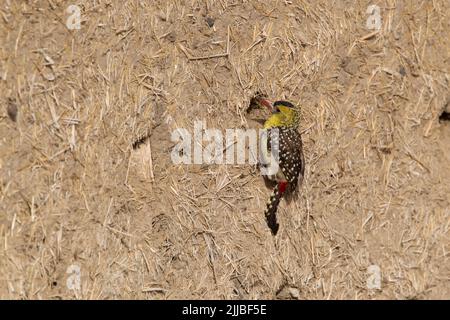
[252, 96, 305, 235]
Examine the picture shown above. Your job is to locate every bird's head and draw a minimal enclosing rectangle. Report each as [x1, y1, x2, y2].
[253, 97, 299, 128]
[271, 101, 298, 125]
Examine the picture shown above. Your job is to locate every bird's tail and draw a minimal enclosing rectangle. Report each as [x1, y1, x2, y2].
[264, 181, 288, 235]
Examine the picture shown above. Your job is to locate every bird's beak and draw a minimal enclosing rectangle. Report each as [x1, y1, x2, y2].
[256, 97, 274, 111]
